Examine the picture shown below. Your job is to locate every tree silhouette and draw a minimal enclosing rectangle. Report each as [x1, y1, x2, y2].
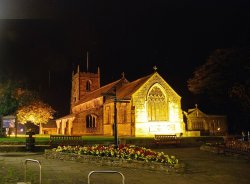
[188, 48, 250, 132]
[0, 80, 40, 115]
[0, 81, 19, 116]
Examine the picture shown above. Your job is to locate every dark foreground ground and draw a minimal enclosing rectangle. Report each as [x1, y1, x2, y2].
[0, 147, 249, 184]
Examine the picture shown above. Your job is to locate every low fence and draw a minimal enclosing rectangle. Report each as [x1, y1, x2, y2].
[224, 139, 250, 153]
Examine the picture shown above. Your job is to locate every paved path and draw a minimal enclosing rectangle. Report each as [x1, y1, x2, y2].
[0, 147, 249, 184]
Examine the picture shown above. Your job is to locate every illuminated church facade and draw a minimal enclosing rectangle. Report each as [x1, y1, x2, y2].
[55, 67, 185, 137]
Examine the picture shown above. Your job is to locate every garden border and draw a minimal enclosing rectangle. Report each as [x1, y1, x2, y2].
[44, 149, 184, 173]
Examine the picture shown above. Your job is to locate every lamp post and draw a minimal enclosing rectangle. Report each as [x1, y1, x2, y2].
[103, 88, 130, 149]
[113, 96, 118, 149]
[102, 88, 119, 149]
[113, 97, 130, 148]
[14, 117, 17, 138]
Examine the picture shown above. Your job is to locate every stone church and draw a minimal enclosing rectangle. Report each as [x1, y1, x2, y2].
[55, 66, 185, 137]
[184, 105, 228, 136]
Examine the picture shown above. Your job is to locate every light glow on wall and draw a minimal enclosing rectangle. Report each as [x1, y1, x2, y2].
[136, 122, 180, 137]
[169, 102, 180, 122]
[134, 81, 184, 137]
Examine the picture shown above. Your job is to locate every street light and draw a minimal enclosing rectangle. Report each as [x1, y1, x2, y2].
[113, 96, 118, 148]
[103, 87, 130, 149]
[102, 88, 119, 148]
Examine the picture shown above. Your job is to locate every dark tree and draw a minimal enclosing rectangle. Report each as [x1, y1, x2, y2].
[188, 48, 250, 133]
[0, 81, 19, 116]
[0, 80, 40, 115]
[0, 80, 42, 136]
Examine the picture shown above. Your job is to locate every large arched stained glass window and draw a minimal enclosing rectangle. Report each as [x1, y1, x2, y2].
[147, 86, 168, 121]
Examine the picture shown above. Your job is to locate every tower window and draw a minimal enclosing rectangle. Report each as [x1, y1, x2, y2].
[86, 80, 91, 91]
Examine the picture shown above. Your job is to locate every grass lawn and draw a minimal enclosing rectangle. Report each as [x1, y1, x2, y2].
[0, 134, 224, 146]
[0, 136, 49, 144]
[0, 135, 129, 145]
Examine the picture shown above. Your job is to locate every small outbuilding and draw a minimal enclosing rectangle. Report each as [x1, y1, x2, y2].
[40, 120, 57, 135]
[184, 105, 228, 136]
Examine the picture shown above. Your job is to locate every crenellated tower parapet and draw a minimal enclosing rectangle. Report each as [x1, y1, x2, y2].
[71, 66, 100, 112]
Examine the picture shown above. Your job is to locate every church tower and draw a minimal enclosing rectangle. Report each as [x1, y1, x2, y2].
[71, 66, 100, 112]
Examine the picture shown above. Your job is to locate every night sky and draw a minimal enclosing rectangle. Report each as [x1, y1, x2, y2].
[0, 0, 250, 117]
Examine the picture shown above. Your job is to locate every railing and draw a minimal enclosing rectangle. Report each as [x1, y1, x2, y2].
[17, 159, 42, 184]
[154, 134, 181, 145]
[88, 171, 125, 184]
[49, 135, 84, 148]
[224, 139, 250, 153]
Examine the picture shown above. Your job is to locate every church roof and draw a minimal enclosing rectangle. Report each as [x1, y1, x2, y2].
[75, 73, 153, 105]
[75, 77, 129, 105]
[56, 114, 76, 121]
[187, 108, 208, 118]
[186, 105, 227, 118]
[42, 120, 57, 128]
[116, 74, 152, 99]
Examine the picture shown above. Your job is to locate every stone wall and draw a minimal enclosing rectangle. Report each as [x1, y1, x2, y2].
[132, 73, 184, 136]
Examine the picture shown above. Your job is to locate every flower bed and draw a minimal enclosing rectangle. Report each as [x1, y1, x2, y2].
[44, 144, 184, 173]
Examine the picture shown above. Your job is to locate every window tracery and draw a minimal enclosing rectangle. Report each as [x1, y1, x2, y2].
[147, 86, 168, 121]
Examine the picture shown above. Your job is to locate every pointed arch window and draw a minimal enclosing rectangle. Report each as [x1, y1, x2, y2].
[121, 104, 127, 123]
[105, 106, 111, 124]
[86, 114, 97, 128]
[147, 86, 168, 121]
[86, 80, 91, 91]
